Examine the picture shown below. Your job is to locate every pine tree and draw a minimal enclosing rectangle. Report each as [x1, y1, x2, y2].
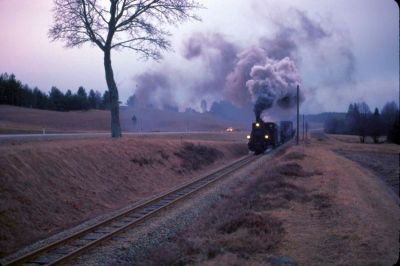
[88, 89, 97, 109]
[77, 86, 89, 110]
[101, 91, 111, 110]
[49, 86, 66, 111]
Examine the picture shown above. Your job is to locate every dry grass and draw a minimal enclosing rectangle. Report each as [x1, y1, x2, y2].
[276, 162, 317, 177]
[283, 151, 306, 160]
[311, 193, 332, 210]
[0, 105, 242, 133]
[142, 134, 400, 266]
[0, 137, 247, 257]
[0, 105, 110, 133]
[174, 143, 224, 171]
[329, 134, 387, 144]
[141, 149, 325, 265]
[334, 149, 399, 196]
[144, 209, 284, 265]
[272, 136, 400, 266]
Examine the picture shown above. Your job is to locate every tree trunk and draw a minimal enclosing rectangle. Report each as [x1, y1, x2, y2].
[104, 48, 122, 138]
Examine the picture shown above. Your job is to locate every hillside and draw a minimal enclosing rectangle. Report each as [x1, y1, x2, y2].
[0, 137, 248, 256]
[305, 112, 346, 124]
[0, 105, 248, 134]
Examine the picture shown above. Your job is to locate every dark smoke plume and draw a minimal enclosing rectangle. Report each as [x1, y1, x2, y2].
[259, 28, 298, 60]
[134, 72, 177, 109]
[296, 10, 330, 43]
[132, 8, 355, 119]
[339, 47, 356, 83]
[223, 47, 266, 107]
[246, 57, 301, 120]
[183, 32, 238, 98]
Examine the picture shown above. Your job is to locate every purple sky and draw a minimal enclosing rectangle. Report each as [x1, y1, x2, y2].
[0, 0, 398, 113]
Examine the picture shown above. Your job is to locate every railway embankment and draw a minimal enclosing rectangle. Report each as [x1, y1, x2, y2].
[131, 135, 399, 265]
[0, 137, 247, 257]
[1, 134, 398, 265]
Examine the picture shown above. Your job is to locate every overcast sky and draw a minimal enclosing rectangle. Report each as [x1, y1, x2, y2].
[0, 0, 398, 114]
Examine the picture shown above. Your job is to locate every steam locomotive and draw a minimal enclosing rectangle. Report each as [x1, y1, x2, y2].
[247, 119, 295, 154]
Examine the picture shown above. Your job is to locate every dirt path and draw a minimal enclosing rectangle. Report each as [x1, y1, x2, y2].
[275, 136, 399, 265]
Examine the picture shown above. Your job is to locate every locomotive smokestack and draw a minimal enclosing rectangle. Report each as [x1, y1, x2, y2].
[255, 113, 262, 122]
[253, 95, 273, 122]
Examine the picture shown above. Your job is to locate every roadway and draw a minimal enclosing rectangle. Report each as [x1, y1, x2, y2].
[0, 131, 247, 143]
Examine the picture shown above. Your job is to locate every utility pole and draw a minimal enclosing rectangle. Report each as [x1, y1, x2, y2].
[305, 121, 309, 140]
[302, 114, 305, 141]
[296, 85, 300, 145]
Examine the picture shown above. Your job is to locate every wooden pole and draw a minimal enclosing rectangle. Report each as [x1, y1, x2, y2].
[296, 85, 299, 145]
[302, 114, 305, 141]
[306, 121, 308, 140]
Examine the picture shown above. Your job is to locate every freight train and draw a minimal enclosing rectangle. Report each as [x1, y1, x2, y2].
[247, 119, 295, 154]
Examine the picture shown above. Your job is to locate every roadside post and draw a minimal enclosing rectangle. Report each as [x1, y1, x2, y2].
[296, 85, 299, 145]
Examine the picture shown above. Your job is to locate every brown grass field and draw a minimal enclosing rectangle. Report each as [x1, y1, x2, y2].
[141, 133, 399, 265]
[0, 105, 241, 134]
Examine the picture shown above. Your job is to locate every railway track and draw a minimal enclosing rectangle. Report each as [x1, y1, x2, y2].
[4, 154, 261, 266]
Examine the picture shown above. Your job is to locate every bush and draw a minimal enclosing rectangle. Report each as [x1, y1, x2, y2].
[174, 143, 223, 171]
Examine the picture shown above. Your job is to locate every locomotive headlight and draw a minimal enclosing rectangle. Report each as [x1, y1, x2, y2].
[264, 135, 269, 139]
[255, 123, 260, 127]
[246, 135, 251, 139]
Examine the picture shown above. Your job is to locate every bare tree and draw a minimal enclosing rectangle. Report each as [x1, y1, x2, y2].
[368, 107, 382, 144]
[357, 102, 371, 143]
[49, 0, 201, 137]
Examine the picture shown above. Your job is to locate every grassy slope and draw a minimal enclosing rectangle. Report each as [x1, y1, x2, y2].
[0, 137, 247, 256]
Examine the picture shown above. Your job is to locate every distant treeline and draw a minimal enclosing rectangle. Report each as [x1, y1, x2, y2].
[0, 73, 111, 111]
[324, 101, 400, 144]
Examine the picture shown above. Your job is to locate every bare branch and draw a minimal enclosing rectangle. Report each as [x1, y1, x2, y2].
[86, 0, 108, 25]
[81, 0, 106, 49]
[49, 0, 202, 58]
[49, 0, 107, 50]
